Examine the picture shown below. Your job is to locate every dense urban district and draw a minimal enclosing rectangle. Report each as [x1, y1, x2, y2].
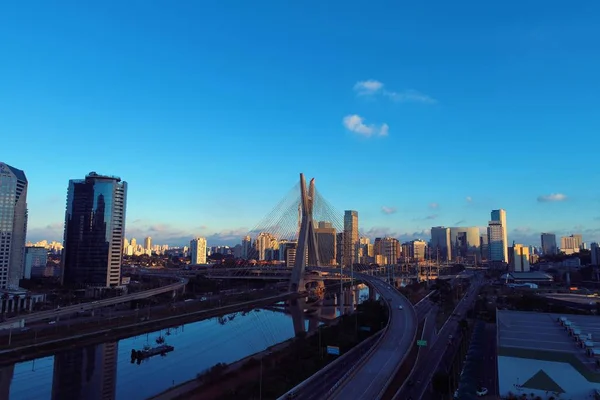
[2, 163, 600, 400]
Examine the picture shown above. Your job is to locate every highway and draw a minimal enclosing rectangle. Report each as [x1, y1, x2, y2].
[330, 273, 417, 400]
[0, 276, 188, 327]
[394, 275, 483, 400]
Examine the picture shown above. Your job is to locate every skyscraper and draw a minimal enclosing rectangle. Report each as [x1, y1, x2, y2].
[378, 237, 400, 265]
[315, 221, 336, 266]
[430, 227, 451, 261]
[0, 163, 28, 289]
[190, 237, 207, 264]
[24, 246, 48, 279]
[449, 227, 480, 259]
[560, 234, 582, 255]
[489, 209, 508, 263]
[343, 210, 358, 267]
[144, 237, 152, 254]
[61, 172, 127, 288]
[511, 244, 530, 272]
[541, 233, 557, 256]
[241, 235, 252, 259]
[591, 243, 600, 266]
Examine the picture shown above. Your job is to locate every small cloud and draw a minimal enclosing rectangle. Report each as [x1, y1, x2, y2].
[383, 89, 437, 104]
[537, 193, 567, 202]
[353, 79, 384, 96]
[343, 114, 389, 137]
[425, 214, 438, 220]
[381, 206, 397, 215]
[454, 220, 466, 225]
[429, 202, 439, 209]
[465, 196, 472, 203]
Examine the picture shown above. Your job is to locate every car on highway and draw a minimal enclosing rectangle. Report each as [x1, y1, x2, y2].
[398, 305, 404, 310]
[476, 387, 488, 396]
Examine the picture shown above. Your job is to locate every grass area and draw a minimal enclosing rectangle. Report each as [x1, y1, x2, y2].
[181, 300, 389, 400]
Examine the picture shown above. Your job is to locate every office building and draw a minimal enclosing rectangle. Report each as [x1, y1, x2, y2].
[24, 246, 48, 279]
[560, 234, 582, 255]
[255, 232, 277, 261]
[0, 162, 28, 289]
[511, 244, 530, 272]
[449, 227, 480, 259]
[403, 239, 427, 262]
[590, 243, 598, 265]
[541, 233, 557, 256]
[336, 232, 344, 266]
[489, 209, 508, 263]
[480, 234, 489, 261]
[315, 221, 336, 266]
[488, 221, 506, 263]
[190, 237, 207, 265]
[343, 210, 358, 267]
[430, 227, 451, 261]
[62, 172, 127, 288]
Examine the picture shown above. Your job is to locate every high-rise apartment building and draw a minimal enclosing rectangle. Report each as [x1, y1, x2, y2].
[560, 234, 582, 255]
[430, 227, 451, 261]
[255, 232, 277, 261]
[241, 235, 252, 259]
[336, 232, 344, 266]
[489, 209, 508, 263]
[480, 234, 489, 261]
[190, 237, 207, 264]
[343, 210, 358, 267]
[378, 237, 400, 265]
[144, 237, 152, 254]
[315, 221, 336, 266]
[511, 244, 530, 272]
[62, 172, 127, 288]
[541, 233, 557, 256]
[0, 162, 28, 289]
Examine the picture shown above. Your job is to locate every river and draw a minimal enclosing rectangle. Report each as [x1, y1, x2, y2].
[3, 285, 369, 400]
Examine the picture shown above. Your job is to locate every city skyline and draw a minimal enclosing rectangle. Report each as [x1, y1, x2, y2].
[2, 2, 599, 247]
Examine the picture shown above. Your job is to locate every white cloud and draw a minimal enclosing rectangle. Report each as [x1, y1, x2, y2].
[353, 79, 437, 104]
[381, 206, 397, 215]
[383, 89, 437, 104]
[537, 193, 568, 202]
[343, 114, 389, 137]
[353, 80, 384, 96]
[465, 196, 472, 203]
[429, 202, 439, 209]
[425, 214, 438, 220]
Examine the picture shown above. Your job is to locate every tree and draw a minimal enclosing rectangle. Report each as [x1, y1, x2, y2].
[431, 372, 450, 395]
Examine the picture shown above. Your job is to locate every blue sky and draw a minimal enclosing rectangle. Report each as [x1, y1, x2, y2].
[1, 1, 599, 246]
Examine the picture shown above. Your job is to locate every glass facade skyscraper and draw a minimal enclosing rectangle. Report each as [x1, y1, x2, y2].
[343, 210, 358, 267]
[0, 162, 28, 289]
[61, 172, 127, 288]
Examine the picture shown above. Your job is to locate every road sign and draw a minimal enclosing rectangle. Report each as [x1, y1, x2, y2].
[417, 340, 427, 347]
[327, 346, 340, 355]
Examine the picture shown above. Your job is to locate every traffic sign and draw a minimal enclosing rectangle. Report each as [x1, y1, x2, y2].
[417, 340, 427, 347]
[327, 346, 340, 355]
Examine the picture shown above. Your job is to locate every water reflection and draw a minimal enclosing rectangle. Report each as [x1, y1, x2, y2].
[51, 343, 117, 400]
[6, 285, 370, 400]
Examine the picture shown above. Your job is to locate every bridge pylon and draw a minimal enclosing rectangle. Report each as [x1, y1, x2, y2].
[289, 173, 321, 292]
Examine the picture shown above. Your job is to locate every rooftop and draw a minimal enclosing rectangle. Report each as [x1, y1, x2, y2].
[497, 310, 600, 379]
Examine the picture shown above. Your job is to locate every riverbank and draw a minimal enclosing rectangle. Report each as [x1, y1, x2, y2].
[0, 292, 296, 366]
[154, 299, 388, 400]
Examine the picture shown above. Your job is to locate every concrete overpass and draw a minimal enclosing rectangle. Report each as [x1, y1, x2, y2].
[309, 267, 417, 399]
[0, 276, 188, 328]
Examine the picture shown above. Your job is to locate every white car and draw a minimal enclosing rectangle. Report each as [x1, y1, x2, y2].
[476, 387, 488, 396]
[398, 305, 403, 310]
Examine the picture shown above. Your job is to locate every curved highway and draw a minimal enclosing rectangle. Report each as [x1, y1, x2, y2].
[310, 267, 417, 399]
[330, 272, 416, 399]
[1, 276, 188, 326]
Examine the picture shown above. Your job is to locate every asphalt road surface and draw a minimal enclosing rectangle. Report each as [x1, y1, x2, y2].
[396, 276, 483, 400]
[331, 274, 416, 400]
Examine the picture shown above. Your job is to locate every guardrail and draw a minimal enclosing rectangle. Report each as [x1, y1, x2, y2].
[375, 298, 418, 399]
